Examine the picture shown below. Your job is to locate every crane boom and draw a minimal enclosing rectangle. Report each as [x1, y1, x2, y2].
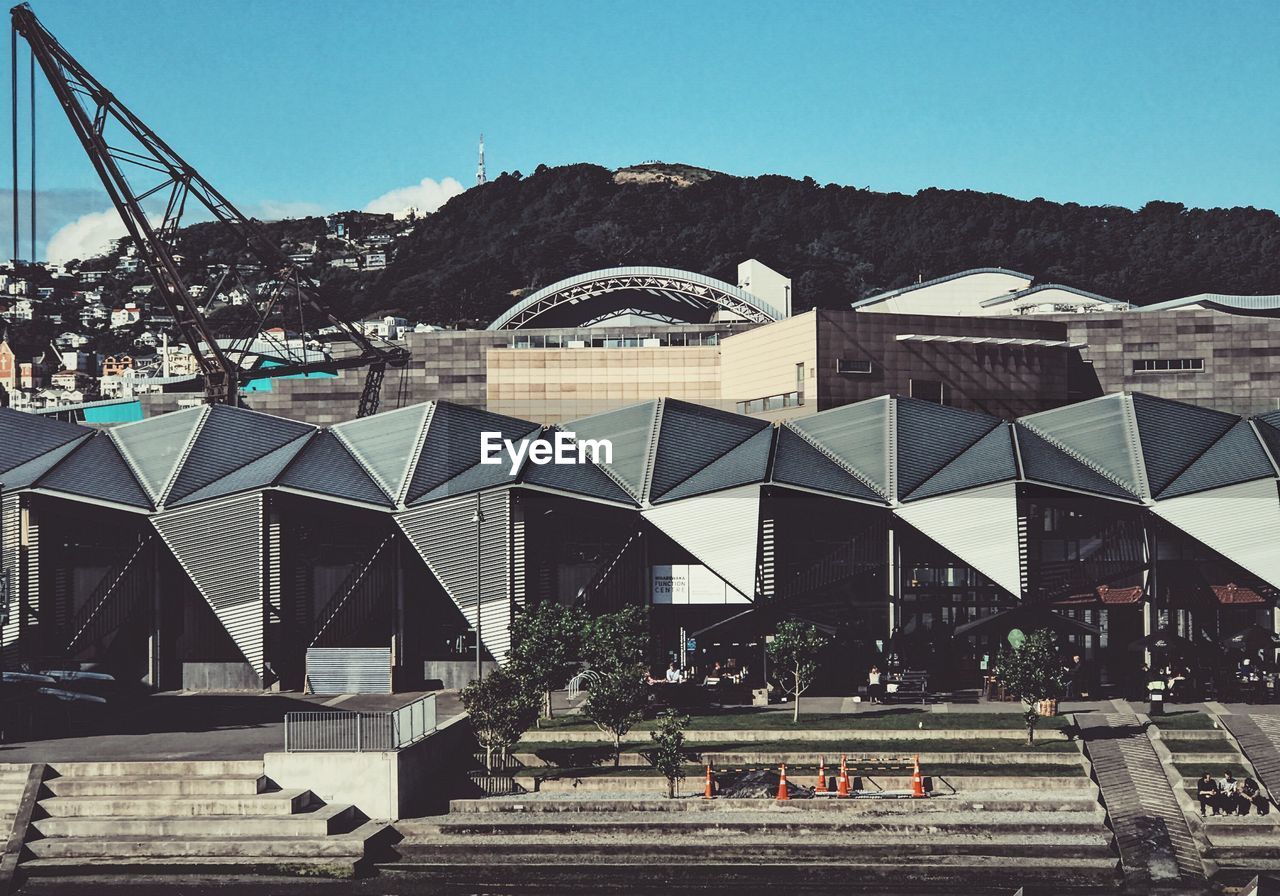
[10, 3, 408, 414]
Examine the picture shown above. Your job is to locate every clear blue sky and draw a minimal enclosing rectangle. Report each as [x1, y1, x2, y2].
[8, 0, 1280, 255]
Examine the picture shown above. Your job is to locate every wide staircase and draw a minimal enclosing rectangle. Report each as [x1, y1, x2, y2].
[1153, 714, 1280, 884]
[18, 760, 382, 877]
[387, 789, 1119, 892]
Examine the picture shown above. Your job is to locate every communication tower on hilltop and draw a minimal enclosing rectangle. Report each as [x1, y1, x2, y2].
[476, 134, 487, 185]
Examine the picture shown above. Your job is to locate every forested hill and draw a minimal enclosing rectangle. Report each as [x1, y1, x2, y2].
[356, 163, 1280, 324]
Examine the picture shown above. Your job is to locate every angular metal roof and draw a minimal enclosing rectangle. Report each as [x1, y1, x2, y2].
[110, 406, 207, 504]
[905, 423, 1018, 502]
[770, 426, 885, 502]
[331, 403, 432, 504]
[643, 484, 761, 600]
[1129, 392, 1236, 497]
[166, 405, 314, 506]
[36, 432, 151, 509]
[0, 407, 90, 476]
[277, 430, 394, 507]
[562, 401, 659, 502]
[405, 402, 541, 506]
[649, 400, 770, 503]
[895, 398, 1002, 500]
[1158, 419, 1276, 500]
[1014, 424, 1138, 500]
[520, 426, 638, 505]
[657, 426, 773, 503]
[788, 396, 893, 499]
[1019, 395, 1146, 498]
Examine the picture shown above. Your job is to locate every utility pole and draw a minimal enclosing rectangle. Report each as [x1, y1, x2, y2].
[473, 494, 484, 680]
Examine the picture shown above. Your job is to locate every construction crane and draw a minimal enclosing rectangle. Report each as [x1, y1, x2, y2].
[10, 3, 409, 416]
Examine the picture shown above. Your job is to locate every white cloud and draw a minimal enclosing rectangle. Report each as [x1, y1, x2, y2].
[245, 199, 327, 221]
[363, 176, 465, 219]
[46, 209, 129, 264]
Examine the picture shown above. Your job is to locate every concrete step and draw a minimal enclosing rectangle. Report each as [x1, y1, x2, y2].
[38, 789, 313, 818]
[378, 858, 1122, 890]
[411, 814, 1110, 838]
[26, 826, 378, 860]
[43, 776, 266, 798]
[45, 761, 263, 778]
[395, 833, 1116, 861]
[523, 774, 1093, 794]
[33, 803, 360, 839]
[18, 856, 363, 878]
[445, 794, 1102, 814]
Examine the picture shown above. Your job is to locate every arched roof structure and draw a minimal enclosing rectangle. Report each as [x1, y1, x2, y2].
[487, 266, 784, 330]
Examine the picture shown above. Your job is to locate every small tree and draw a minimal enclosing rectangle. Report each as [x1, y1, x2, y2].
[996, 628, 1067, 745]
[583, 667, 650, 766]
[506, 601, 587, 723]
[767, 620, 829, 722]
[649, 710, 689, 798]
[461, 667, 539, 773]
[582, 605, 649, 674]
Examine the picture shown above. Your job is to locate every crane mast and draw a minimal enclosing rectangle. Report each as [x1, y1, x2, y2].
[10, 3, 408, 414]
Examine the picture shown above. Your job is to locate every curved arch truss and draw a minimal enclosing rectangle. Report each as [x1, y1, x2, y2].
[487, 266, 784, 330]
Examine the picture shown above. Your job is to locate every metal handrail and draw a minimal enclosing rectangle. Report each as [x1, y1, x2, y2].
[284, 692, 436, 753]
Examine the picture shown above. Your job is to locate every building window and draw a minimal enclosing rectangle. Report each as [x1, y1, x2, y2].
[836, 359, 873, 374]
[1132, 358, 1204, 373]
[910, 379, 946, 405]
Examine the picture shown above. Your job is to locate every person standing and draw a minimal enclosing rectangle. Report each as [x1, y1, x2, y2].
[868, 665, 883, 704]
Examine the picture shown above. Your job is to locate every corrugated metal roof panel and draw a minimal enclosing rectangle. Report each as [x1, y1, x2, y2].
[1153, 478, 1280, 590]
[1158, 420, 1276, 500]
[1254, 411, 1280, 463]
[0, 407, 89, 473]
[771, 426, 885, 502]
[649, 400, 769, 502]
[562, 402, 658, 501]
[895, 398, 1000, 499]
[1019, 396, 1145, 497]
[655, 426, 772, 503]
[1014, 424, 1138, 500]
[406, 402, 540, 505]
[278, 430, 394, 507]
[519, 427, 637, 505]
[110, 407, 207, 503]
[166, 405, 314, 505]
[895, 481, 1021, 596]
[789, 396, 891, 498]
[153, 493, 265, 678]
[0, 434, 90, 490]
[168, 434, 312, 508]
[1130, 393, 1236, 496]
[397, 491, 515, 660]
[331, 403, 432, 503]
[906, 423, 1018, 502]
[38, 432, 152, 508]
[643, 484, 760, 600]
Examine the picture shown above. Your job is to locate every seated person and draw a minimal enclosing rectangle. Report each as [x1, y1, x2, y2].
[664, 661, 681, 684]
[1217, 772, 1241, 815]
[1197, 772, 1220, 817]
[1242, 777, 1270, 816]
[702, 661, 723, 686]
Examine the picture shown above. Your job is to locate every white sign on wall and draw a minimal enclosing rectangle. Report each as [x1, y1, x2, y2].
[651, 565, 750, 605]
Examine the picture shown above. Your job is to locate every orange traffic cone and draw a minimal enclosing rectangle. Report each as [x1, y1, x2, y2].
[703, 764, 714, 800]
[837, 755, 850, 798]
[911, 754, 926, 798]
[815, 756, 828, 794]
[776, 763, 789, 801]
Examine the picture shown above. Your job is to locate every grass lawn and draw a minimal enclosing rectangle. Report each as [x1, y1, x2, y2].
[516, 738, 1077, 768]
[1154, 711, 1216, 730]
[1174, 763, 1252, 780]
[1159, 734, 1233, 751]
[533, 710, 1070, 732]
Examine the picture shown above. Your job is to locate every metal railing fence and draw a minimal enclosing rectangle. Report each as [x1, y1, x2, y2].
[284, 693, 436, 753]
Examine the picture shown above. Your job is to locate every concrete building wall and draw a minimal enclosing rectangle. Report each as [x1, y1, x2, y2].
[814, 311, 1074, 419]
[487, 345, 723, 423]
[719, 312, 819, 421]
[1059, 309, 1280, 416]
[858, 271, 1032, 316]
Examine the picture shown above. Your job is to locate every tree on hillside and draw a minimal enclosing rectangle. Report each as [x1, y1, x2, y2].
[996, 629, 1067, 745]
[506, 601, 587, 723]
[767, 620, 829, 723]
[461, 667, 539, 773]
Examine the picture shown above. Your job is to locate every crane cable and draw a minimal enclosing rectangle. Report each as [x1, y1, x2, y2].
[10, 22, 18, 265]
